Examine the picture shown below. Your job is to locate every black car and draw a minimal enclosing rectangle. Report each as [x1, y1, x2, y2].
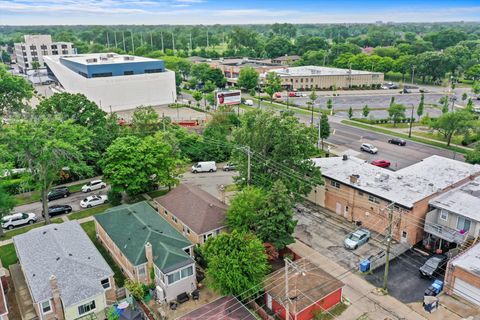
[47, 187, 70, 201]
[419, 254, 448, 278]
[388, 138, 406, 146]
[42, 205, 73, 217]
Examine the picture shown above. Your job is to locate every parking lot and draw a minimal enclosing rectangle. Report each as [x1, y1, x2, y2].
[180, 166, 237, 200]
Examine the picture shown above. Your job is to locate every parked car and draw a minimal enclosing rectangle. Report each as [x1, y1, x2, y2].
[371, 159, 391, 168]
[288, 92, 296, 97]
[42, 205, 72, 217]
[223, 163, 236, 171]
[360, 143, 378, 154]
[388, 138, 406, 146]
[191, 161, 217, 173]
[2, 212, 37, 230]
[419, 255, 449, 278]
[344, 229, 371, 250]
[80, 195, 108, 208]
[244, 99, 253, 106]
[47, 186, 70, 201]
[81, 180, 107, 193]
[274, 92, 282, 98]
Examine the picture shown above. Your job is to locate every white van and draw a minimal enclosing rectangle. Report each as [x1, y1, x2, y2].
[245, 99, 254, 106]
[191, 161, 217, 173]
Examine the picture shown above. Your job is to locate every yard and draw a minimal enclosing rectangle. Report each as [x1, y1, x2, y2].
[0, 243, 17, 268]
[146, 189, 169, 198]
[81, 221, 126, 287]
[68, 203, 112, 220]
[14, 182, 85, 206]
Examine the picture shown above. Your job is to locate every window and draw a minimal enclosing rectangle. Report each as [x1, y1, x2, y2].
[124, 70, 134, 75]
[144, 68, 162, 73]
[181, 266, 193, 278]
[183, 225, 190, 234]
[138, 265, 146, 277]
[51, 45, 57, 49]
[457, 216, 471, 232]
[164, 209, 168, 216]
[101, 278, 110, 289]
[357, 190, 364, 196]
[41, 300, 52, 314]
[91, 72, 113, 78]
[172, 216, 178, 223]
[203, 233, 213, 242]
[440, 210, 449, 221]
[368, 195, 380, 204]
[330, 180, 340, 188]
[168, 266, 193, 285]
[78, 300, 96, 315]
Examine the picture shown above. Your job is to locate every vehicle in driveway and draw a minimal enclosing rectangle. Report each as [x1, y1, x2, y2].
[360, 143, 378, 154]
[80, 195, 108, 208]
[42, 205, 72, 217]
[223, 163, 236, 171]
[2, 212, 37, 230]
[244, 99, 253, 106]
[81, 180, 107, 192]
[419, 254, 448, 278]
[191, 161, 217, 173]
[371, 159, 391, 168]
[388, 138, 406, 146]
[344, 229, 371, 250]
[47, 186, 70, 201]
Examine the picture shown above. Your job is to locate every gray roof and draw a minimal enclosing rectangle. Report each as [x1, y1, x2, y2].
[271, 66, 383, 77]
[312, 155, 480, 208]
[452, 242, 480, 275]
[13, 221, 113, 307]
[430, 176, 480, 222]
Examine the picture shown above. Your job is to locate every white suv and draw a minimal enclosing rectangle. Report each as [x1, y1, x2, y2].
[80, 195, 108, 208]
[2, 212, 37, 230]
[81, 180, 107, 193]
[360, 143, 378, 154]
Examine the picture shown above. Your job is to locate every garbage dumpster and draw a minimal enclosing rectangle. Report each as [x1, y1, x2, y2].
[359, 260, 370, 273]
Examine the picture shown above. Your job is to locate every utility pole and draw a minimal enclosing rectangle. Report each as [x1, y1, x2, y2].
[284, 258, 306, 320]
[383, 203, 395, 292]
[122, 31, 126, 52]
[246, 146, 251, 185]
[161, 32, 164, 52]
[411, 65, 416, 84]
[408, 103, 414, 138]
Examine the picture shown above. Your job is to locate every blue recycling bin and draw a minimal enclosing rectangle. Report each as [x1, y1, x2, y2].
[359, 260, 371, 273]
[432, 280, 444, 294]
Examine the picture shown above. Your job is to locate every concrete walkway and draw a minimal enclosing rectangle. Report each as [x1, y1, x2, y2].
[288, 240, 459, 320]
[9, 263, 36, 320]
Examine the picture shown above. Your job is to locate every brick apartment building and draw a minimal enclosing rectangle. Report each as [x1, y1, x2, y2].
[307, 155, 480, 246]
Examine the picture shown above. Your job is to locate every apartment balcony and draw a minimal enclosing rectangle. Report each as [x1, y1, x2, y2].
[424, 209, 468, 244]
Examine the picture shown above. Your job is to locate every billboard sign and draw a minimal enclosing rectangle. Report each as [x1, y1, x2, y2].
[216, 90, 241, 106]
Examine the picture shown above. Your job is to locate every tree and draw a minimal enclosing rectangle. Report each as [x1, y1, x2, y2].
[417, 93, 425, 117]
[0, 64, 33, 115]
[362, 105, 370, 118]
[202, 80, 216, 93]
[264, 36, 293, 58]
[348, 107, 353, 119]
[131, 106, 160, 137]
[207, 68, 227, 88]
[466, 145, 480, 164]
[232, 110, 323, 198]
[388, 103, 406, 127]
[226, 186, 267, 233]
[326, 98, 333, 111]
[1, 118, 93, 224]
[466, 98, 474, 112]
[473, 81, 480, 95]
[237, 67, 259, 92]
[389, 96, 395, 107]
[319, 114, 330, 150]
[0, 187, 15, 237]
[442, 96, 450, 114]
[100, 132, 181, 195]
[264, 72, 282, 104]
[462, 92, 468, 101]
[202, 231, 269, 298]
[431, 111, 474, 146]
[465, 64, 480, 80]
[192, 90, 203, 108]
[124, 280, 144, 300]
[307, 89, 318, 125]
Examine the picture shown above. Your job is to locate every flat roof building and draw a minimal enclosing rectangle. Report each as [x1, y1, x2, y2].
[265, 66, 384, 90]
[44, 53, 176, 112]
[14, 35, 75, 73]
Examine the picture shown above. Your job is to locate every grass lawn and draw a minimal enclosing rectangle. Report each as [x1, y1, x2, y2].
[224, 184, 237, 192]
[68, 204, 112, 220]
[0, 244, 17, 268]
[413, 131, 464, 145]
[312, 302, 348, 320]
[81, 221, 126, 287]
[14, 182, 85, 206]
[0, 217, 63, 240]
[147, 189, 169, 198]
[376, 122, 416, 129]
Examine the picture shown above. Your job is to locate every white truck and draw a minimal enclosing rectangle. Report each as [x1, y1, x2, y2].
[191, 161, 217, 173]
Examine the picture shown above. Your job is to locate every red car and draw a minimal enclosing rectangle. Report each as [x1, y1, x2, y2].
[288, 92, 296, 97]
[274, 92, 282, 98]
[371, 160, 391, 168]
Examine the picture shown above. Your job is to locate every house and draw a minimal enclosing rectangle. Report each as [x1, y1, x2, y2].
[271, 55, 301, 65]
[176, 296, 257, 320]
[264, 259, 344, 320]
[424, 176, 480, 252]
[154, 183, 228, 245]
[13, 221, 116, 320]
[95, 201, 196, 302]
[307, 155, 480, 246]
[444, 242, 480, 307]
[0, 262, 8, 320]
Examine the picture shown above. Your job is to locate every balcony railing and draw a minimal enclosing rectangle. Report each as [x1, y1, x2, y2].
[424, 221, 468, 244]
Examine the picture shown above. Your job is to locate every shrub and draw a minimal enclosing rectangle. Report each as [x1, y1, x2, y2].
[125, 280, 144, 300]
[107, 189, 122, 206]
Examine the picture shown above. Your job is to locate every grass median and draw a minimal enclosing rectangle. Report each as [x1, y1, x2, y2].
[67, 203, 112, 221]
[342, 120, 470, 155]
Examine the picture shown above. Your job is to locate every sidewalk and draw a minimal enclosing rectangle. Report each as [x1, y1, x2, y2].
[288, 240, 459, 320]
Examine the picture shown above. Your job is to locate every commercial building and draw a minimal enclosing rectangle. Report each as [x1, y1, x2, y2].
[307, 155, 480, 246]
[271, 55, 301, 65]
[95, 201, 196, 302]
[13, 221, 116, 320]
[14, 35, 75, 73]
[44, 53, 176, 112]
[264, 66, 384, 90]
[444, 242, 480, 307]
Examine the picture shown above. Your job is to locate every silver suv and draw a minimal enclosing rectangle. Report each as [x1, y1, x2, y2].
[360, 143, 378, 154]
[2, 212, 37, 230]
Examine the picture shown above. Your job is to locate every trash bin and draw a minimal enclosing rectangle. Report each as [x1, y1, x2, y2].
[359, 260, 371, 273]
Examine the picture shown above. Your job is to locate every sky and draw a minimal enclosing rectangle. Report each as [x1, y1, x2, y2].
[0, 0, 480, 25]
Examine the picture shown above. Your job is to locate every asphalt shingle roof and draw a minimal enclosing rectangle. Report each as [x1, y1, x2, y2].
[154, 183, 227, 235]
[95, 201, 194, 273]
[13, 221, 113, 307]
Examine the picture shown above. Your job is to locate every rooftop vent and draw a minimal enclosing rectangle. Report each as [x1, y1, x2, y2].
[43, 231, 47, 235]
[123, 56, 135, 61]
[86, 58, 98, 63]
[68, 253, 73, 256]
[56, 257, 60, 261]
[342, 155, 348, 161]
[350, 174, 360, 184]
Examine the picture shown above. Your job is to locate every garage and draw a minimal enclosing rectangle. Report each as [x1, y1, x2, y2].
[453, 278, 480, 307]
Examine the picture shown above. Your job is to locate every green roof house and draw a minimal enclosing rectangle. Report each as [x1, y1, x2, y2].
[95, 201, 196, 302]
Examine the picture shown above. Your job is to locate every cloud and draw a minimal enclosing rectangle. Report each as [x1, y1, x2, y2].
[175, 0, 205, 3]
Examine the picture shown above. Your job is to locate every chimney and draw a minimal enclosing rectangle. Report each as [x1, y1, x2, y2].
[145, 242, 153, 285]
[350, 174, 359, 184]
[342, 154, 348, 161]
[49, 275, 65, 320]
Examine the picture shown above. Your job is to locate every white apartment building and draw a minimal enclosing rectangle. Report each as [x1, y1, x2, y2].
[14, 35, 75, 73]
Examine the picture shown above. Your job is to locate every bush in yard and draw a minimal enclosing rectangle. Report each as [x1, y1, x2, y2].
[107, 188, 122, 206]
[125, 280, 144, 300]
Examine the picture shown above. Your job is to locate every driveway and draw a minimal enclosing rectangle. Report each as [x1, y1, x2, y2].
[365, 249, 436, 303]
[180, 167, 237, 200]
[294, 202, 385, 271]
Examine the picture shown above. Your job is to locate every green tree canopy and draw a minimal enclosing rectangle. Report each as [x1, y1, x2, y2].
[0, 186, 16, 237]
[202, 231, 269, 298]
[417, 93, 425, 117]
[362, 105, 370, 118]
[264, 72, 282, 104]
[237, 67, 259, 92]
[319, 113, 330, 150]
[226, 186, 267, 234]
[388, 103, 406, 127]
[0, 64, 33, 115]
[466, 145, 480, 165]
[131, 106, 160, 137]
[431, 110, 475, 146]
